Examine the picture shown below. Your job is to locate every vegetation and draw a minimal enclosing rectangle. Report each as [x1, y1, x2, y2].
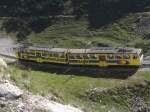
[1, 14, 150, 54]
[0, 0, 149, 16]
[9, 64, 150, 112]
[0, 1, 149, 55]
[0, 13, 150, 56]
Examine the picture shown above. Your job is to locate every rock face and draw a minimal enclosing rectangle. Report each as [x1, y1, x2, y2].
[129, 96, 150, 112]
[0, 92, 83, 112]
[0, 57, 83, 112]
[136, 15, 150, 34]
[24, 94, 83, 112]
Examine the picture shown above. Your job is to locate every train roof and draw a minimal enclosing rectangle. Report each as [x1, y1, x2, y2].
[69, 49, 85, 53]
[24, 46, 68, 53]
[19, 46, 141, 54]
[86, 47, 139, 54]
[68, 47, 140, 54]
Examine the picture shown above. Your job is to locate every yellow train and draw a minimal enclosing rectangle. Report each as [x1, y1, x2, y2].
[14, 46, 143, 68]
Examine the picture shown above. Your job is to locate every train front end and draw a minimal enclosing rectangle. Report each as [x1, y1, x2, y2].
[138, 48, 144, 66]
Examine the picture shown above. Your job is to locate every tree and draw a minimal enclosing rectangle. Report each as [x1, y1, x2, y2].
[0, 0, 64, 16]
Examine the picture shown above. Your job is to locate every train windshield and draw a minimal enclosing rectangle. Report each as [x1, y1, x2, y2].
[138, 49, 143, 57]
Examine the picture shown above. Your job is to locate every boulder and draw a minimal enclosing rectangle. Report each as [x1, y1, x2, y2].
[0, 58, 7, 68]
[88, 87, 109, 94]
[0, 83, 23, 100]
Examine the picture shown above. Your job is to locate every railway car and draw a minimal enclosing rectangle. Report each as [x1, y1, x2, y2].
[14, 45, 143, 68]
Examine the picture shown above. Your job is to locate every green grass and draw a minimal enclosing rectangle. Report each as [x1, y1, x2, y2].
[26, 17, 132, 48]
[0, 13, 150, 55]
[8, 64, 150, 112]
[24, 14, 149, 55]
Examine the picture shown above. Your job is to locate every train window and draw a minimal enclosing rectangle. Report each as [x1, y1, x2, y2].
[61, 55, 65, 58]
[83, 55, 89, 59]
[107, 55, 114, 59]
[36, 52, 41, 57]
[27, 52, 35, 56]
[20, 50, 25, 53]
[133, 54, 138, 59]
[49, 53, 53, 57]
[42, 53, 49, 57]
[53, 54, 59, 57]
[28, 50, 36, 54]
[23, 50, 27, 53]
[69, 55, 75, 59]
[75, 54, 82, 59]
[89, 54, 97, 59]
[139, 50, 143, 57]
[99, 56, 106, 61]
[115, 55, 122, 59]
[29, 50, 34, 52]
[58, 53, 65, 58]
[88, 60, 99, 63]
[69, 60, 78, 63]
[123, 55, 130, 59]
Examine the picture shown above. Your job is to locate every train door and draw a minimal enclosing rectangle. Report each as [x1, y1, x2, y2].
[53, 52, 67, 64]
[99, 54, 107, 67]
[84, 54, 99, 66]
[26, 50, 37, 61]
[68, 53, 84, 65]
[131, 53, 139, 65]
[20, 50, 28, 60]
[36, 51, 42, 62]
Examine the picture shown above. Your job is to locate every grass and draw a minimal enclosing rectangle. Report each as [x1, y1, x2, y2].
[0, 13, 150, 55]
[26, 17, 132, 48]
[24, 14, 149, 55]
[8, 64, 150, 112]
